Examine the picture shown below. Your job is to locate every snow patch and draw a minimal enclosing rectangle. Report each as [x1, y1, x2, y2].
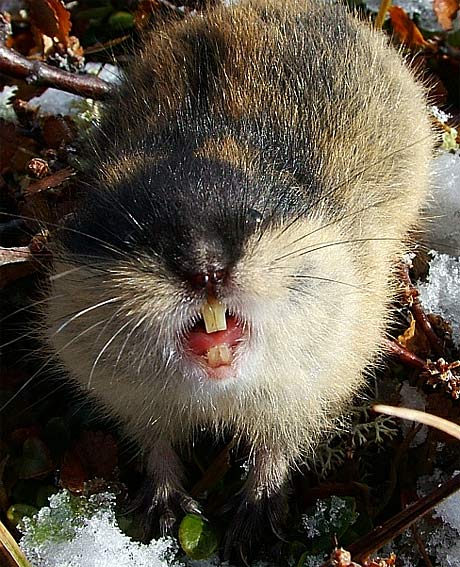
[418, 253, 460, 346]
[20, 491, 194, 567]
[417, 472, 460, 567]
[426, 152, 460, 254]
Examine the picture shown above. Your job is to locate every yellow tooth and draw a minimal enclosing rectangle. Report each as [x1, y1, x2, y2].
[207, 344, 232, 367]
[201, 297, 227, 334]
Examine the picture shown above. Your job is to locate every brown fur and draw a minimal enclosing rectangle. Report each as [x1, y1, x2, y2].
[44, 0, 433, 551]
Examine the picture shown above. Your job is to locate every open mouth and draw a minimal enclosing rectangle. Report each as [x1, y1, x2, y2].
[184, 297, 245, 375]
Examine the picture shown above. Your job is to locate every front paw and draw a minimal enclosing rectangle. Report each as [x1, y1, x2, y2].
[223, 489, 288, 563]
[133, 480, 202, 540]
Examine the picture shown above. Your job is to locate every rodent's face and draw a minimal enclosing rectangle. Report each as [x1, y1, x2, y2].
[46, 154, 366, 410]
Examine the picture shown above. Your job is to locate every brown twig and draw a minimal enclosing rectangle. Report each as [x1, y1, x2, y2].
[0, 13, 114, 100]
[190, 439, 235, 499]
[411, 524, 434, 567]
[347, 472, 460, 563]
[374, 422, 423, 517]
[412, 301, 445, 358]
[375, 0, 392, 29]
[0, 44, 115, 100]
[383, 338, 427, 370]
[400, 264, 444, 358]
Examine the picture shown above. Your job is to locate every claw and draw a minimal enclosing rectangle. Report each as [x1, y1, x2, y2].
[222, 489, 288, 564]
[131, 477, 202, 540]
[159, 510, 176, 536]
[180, 494, 202, 515]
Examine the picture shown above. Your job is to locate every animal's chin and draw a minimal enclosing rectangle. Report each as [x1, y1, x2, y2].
[182, 315, 246, 381]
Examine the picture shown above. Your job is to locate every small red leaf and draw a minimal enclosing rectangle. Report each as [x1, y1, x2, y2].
[60, 450, 87, 493]
[433, 0, 460, 30]
[26, 0, 72, 47]
[389, 6, 430, 49]
[24, 167, 75, 197]
[0, 246, 36, 289]
[74, 431, 119, 480]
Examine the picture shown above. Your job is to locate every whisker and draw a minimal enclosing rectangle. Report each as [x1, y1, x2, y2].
[273, 133, 433, 239]
[55, 297, 122, 334]
[88, 319, 134, 389]
[285, 274, 374, 293]
[275, 200, 389, 254]
[137, 326, 157, 376]
[49, 263, 110, 280]
[0, 318, 108, 414]
[0, 211, 131, 262]
[13, 379, 70, 419]
[0, 294, 64, 326]
[93, 302, 131, 345]
[0, 329, 39, 350]
[273, 237, 399, 263]
[112, 314, 150, 378]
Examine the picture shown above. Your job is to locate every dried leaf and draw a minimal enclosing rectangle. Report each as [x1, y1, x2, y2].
[134, 0, 162, 28]
[26, 0, 72, 47]
[60, 450, 87, 493]
[41, 115, 76, 149]
[389, 6, 430, 49]
[60, 431, 118, 492]
[0, 120, 38, 174]
[325, 547, 360, 566]
[433, 0, 460, 30]
[397, 314, 431, 357]
[24, 167, 75, 197]
[73, 431, 118, 480]
[397, 315, 416, 347]
[364, 553, 397, 566]
[0, 518, 33, 567]
[423, 358, 460, 398]
[27, 158, 51, 179]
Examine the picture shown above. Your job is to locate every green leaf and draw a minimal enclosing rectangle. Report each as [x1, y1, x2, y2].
[442, 127, 459, 152]
[44, 417, 71, 457]
[6, 504, 38, 527]
[447, 29, 460, 48]
[16, 438, 53, 480]
[108, 11, 134, 31]
[295, 550, 326, 567]
[303, 496, 359, 555]
[178, 513, 218, 560]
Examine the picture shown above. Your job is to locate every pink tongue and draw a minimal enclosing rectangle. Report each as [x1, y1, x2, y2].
[186, 316, 243, 357]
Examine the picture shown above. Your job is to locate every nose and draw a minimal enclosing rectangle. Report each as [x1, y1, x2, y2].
[189, 268, 228, 293]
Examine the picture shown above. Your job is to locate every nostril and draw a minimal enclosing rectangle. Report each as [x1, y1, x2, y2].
[210, 269, 226, 285]
[190, 273, 210, 289]
[189, 269, 227, 291]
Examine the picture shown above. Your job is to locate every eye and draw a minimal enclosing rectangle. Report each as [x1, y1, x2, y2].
[247, 209, 263, 226]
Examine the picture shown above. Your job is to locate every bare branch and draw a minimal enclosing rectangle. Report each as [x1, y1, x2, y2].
[348, 472, 460, 562]
[0, 13, 114, 100]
